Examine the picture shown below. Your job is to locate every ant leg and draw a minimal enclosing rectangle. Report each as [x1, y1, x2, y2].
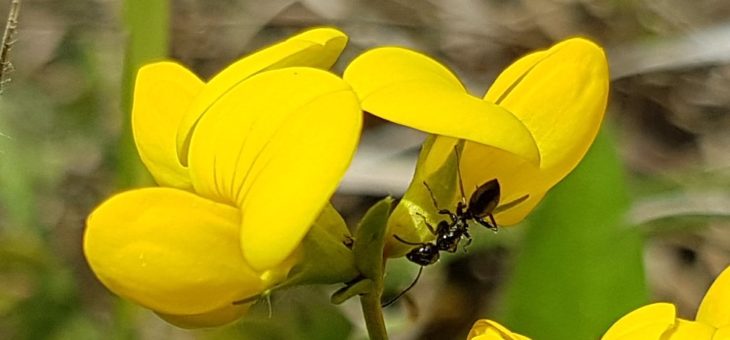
[489, 214, 499, 231]
[453, 146, 467, 205]
[462, 230, 473, 253]
[382, 266, 424, 308]
[474, 216, 498, 232]
[422, 181, 443, 211]
[394, 234, 426, 246]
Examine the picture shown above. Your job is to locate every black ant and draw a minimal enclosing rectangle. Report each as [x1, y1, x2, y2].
[394, 178, 500, 267]
[382, 178, 501, 307]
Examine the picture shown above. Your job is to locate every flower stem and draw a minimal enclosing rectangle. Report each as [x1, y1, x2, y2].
[360, 289, 388, 340]
[117, 0, 169, 188]
[351, 197, 394, 340]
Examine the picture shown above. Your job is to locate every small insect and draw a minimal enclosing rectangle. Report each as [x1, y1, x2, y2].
[383, 149, 529, 307]
[382, 179, 501, 307]
[394, 178, 501, 267]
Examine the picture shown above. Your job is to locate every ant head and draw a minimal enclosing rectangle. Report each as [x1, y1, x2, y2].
[468, 179, 500, 218]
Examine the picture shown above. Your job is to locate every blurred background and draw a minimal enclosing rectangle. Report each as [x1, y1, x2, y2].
[0, 0, 729, 339]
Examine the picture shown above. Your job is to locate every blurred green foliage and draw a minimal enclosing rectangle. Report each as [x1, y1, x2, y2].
[500, 127, 648, 339]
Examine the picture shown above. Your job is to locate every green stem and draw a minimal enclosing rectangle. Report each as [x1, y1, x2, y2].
[351, 197, 394, 340]
[117, 0, 169, 188]
[360, 289, 388, 340]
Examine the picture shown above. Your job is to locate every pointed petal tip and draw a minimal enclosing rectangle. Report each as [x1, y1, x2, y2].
[292, 26, 348, 45]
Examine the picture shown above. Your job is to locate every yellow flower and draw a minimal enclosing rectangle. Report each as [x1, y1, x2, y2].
[602, 266, 730, 340]
[343, 38, 608, 256]
[84, 28, 362, 328]
[467, 319, 530, 340]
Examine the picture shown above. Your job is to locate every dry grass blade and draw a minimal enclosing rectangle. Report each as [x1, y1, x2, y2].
[0, 0, 20, 94]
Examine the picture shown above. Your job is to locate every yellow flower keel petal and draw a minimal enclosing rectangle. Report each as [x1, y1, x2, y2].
[84, 188, 263, 315]
[156, 303, 251, 329]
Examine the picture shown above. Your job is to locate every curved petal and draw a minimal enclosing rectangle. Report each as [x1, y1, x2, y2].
[132, 62, 203, 189]
[697, 266, 730, 328]
[467, 319, 530, 340]
[344, 47, 539, 164]
[187, 67, 361, 271]
[459, 141, 546, 225]
[344, 47, 464, 99]
[601, 303, 677, 340]
[176, 27, 348, 164]
[84, 187, 264, 315]
[156, 304, 250, 329]
[484, 38, 609, 186]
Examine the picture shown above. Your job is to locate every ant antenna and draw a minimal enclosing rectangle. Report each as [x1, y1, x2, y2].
[394, 234, 425, 246]
[382, 266, 424, 308]
[422, 181, 443, 211]
[453, 146, 467, 205]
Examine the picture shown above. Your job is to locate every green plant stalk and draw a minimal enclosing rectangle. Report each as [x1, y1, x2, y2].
[352, 197, 394, 340]
[360, 285, 388, 340]
[112, 0, 169, 337]
[117, 0, 169, 188]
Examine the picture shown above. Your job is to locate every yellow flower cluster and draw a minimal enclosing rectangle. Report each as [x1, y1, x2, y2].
[83, 27, 610, 329]
[467, 265, 730, 340]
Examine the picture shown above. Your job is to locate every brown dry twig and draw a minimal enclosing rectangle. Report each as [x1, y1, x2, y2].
[0, 0, 20, 94]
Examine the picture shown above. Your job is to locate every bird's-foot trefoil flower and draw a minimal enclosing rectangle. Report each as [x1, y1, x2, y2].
[83, 28, 362, 328]
[343, 38, 609, 257]
[467, 319, 530, 340]
[602, 265, 730, 340]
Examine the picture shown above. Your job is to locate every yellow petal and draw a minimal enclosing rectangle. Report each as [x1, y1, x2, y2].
[156, 304, 250, 329]
[602, 303, 677, 340]
[484, 37, 609, 186]
[713, 326, 730, 340]
[176, 27, 348, 164]
[187, 67, 361, 271]
[467, 319, 531, 340]
[132, 62, 203, 189]
[84, 187, 264, 315]
[697, 266, 730, 328]
[344, 47, 539, 164]
[664, 319, 716, 340]
[459, 141, 545, 225]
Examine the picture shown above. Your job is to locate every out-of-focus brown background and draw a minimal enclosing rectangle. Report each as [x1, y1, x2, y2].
[0, 1, 729, 339]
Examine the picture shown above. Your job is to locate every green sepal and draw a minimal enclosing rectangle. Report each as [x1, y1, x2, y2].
[353, 196, 395, 281]
[330, 278, 373, 305]
[385, 137, 464, 258]
[278, 203, 358, 288]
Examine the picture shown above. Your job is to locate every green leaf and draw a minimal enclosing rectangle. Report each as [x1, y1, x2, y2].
[500, 127, 647, 339]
